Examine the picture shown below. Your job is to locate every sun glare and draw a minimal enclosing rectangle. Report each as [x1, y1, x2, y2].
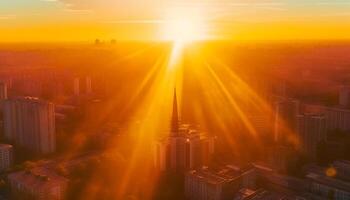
[161, 11, 208, 70]
[162, 18, 206, 44]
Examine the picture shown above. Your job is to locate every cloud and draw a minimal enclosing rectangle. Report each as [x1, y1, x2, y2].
[0, 14, 16, 20]
[103, 19, 164, 24]
[56, 0, 164, 18]
[63, 8, 93, 14]
[316, 1, 350, 6]
[53, 0, 350, 23]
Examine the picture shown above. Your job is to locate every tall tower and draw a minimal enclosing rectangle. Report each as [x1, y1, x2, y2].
[73, 78, 80, 96]
[171, 88, 179, 136]
[154, 88, 215, 171]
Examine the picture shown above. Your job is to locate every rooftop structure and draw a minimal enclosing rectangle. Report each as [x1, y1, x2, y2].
[234, 188, 307, 200]
[307, 172, 350, 193]
[185, 165, 256, 200]
[8, 167, 68, 200]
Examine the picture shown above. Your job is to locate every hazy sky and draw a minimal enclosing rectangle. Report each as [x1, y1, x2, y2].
[1, 0, 350, 42]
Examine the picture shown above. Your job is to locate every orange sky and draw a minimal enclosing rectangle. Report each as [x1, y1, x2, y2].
[1, 0, 350, 42]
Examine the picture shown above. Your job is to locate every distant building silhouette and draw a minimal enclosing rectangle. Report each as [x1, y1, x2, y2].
[339, 86, 350, 107]
[95, 39, 101, 45]
[85, 76, 92, 94]
[171, 88, 179, 135]
[0, 82, 7, 100]
[73, 77, 80, 96]
[73, 77, 92, 96]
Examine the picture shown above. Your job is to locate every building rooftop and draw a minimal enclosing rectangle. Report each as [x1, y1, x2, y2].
[297, 113, 325, 119]
[334, 160, 350, 167]
[8, 167, 68, 191]
[234, 188, 306, 200]
[0, 144, 13, 149]
[4, 96, 52, 105]
[304, 103, 350, 113]
[187, 165, 249, 185]
[306, 173, 350, 192]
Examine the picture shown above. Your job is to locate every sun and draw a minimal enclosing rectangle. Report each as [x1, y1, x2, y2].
[162, 18, 206, 44]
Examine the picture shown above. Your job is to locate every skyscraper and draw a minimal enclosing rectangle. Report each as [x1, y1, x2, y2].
[85, 76, 92, 94]
[73, 77, 92, 96]
[3, 97, 56, 154]
[171, 88, 179, 135]
[296, 114, 326, 159]
[154, 90, 215, 172]
[0, 82, 7, 100]
[73, 77, 80, 96]
[339, 86, 350, 107]
[274, 98, 300, 145]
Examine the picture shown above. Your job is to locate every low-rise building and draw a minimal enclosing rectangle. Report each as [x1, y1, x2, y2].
[185, 165, 256, 200]
[8, 167, 68, 200]
[306, 173, 350, 200]
[234, 188, 307, 200]
[333, 160, 350, 182]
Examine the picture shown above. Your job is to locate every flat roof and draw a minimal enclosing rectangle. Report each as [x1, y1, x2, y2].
[0, 144, 13, 149]
[307, 173, 350, 192]
[187, 165, 249, 185]
[8, 167, 68, 191]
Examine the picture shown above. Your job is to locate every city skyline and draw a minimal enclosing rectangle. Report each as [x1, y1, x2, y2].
[1, 0, 350, 199]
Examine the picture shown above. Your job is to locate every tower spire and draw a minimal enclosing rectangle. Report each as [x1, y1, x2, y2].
[171, 88, 179, 135]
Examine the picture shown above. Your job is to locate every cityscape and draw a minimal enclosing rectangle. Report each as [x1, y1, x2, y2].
[1, 0, 350, 200]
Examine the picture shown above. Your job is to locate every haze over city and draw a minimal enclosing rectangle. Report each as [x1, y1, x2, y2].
[0, 0, 350, 200]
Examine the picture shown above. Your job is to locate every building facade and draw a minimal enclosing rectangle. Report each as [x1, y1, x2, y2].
[3, 97, 55, 154]
[0, 144, 13, 171]
[296, 114, 326, 159]
[185, 165, 256, 200]
[339, 86, 350, 107]
[307, 173, 350, 200]
[0, 82, 7, 100]
[304, 104, 350, 131]
[155, 126, 215, 172]
[8, 167, 68, 200]
[154, 90, 215, 172]
[274, 99, 300, 145]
